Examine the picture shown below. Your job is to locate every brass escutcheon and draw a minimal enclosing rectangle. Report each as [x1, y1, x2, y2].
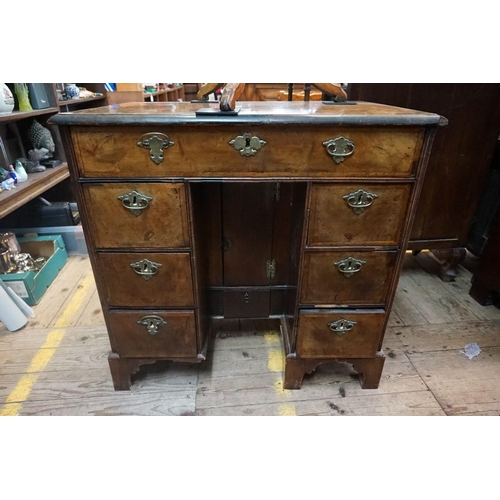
[343, 189, 378, 215]
[137, 315, 166, 335]
[117, 190, 153, 217]
[323, 136, 355, 164]
[130, 258, 162, 280]
[334, 256, 366, 278]
[328, 318, 357, 336]
[229, 132, 266, 156]
[137, 132, 174, 164]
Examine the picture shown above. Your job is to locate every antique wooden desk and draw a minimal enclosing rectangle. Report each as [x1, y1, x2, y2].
[51, 101, 443, 390]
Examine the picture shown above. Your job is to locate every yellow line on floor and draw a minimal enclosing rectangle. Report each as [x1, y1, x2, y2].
[0, 275, 94, 417]
[265, 332, 297, 416]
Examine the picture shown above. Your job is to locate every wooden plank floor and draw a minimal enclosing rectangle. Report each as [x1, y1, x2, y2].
[1, 251, 500, 416]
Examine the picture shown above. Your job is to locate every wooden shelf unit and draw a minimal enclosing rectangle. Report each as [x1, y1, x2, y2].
[144, 86, 185, 102]
[0, 163, 69, 219]
[0, 83, 107, 221]
[0, 107, 60, 125]
[107, 84, 185, 105]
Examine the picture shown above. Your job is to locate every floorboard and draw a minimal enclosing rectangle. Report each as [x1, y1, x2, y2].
[1, 253, 499, 416]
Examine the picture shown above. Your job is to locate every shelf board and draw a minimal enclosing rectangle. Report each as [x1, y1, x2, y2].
[143, 86, 184, 97]
[0, 107, 60, 124]
[58, 95, 107, 107]
[0, 163, 70, 219]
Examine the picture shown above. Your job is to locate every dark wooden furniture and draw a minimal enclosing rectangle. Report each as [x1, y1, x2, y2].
[348, 84, 500, 281]
[51, 101, 443, 391]
[469, 210, 500, 305]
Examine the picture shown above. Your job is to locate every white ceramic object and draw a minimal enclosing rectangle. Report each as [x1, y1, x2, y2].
[14, 161, 28, 182]
[0, 83, 15, 114]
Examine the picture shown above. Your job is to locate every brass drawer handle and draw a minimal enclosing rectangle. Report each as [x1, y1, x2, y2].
[328, 318, 357, 337]
[343, 189, 378, 215]
[137, 315, 166, 335]
[334, 257, 366, 278]
[229, 132, 266, 156]
[137, 132, 175, 164]
[130, 258, 162, 280]
[323, 136, 355, 164]
[117, 190, 153, 217]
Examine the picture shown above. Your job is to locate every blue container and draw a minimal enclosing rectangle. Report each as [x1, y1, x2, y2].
[0, 235, 68, 306]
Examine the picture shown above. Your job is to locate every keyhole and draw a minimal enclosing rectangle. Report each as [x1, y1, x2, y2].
[131, 194, 138, 206]
[244, 292, 250, 304]
[245, 137, 251, 148]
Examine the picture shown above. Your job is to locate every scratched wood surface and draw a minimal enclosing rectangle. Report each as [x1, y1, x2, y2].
[1, 251, 499, 416]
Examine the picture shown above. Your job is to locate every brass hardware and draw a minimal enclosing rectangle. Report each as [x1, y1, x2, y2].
[266, 259, 276, 280]
[137, 315, 166, 335]
[229, 132, 266, 156]
[117, 190, 153, 217]
[343, 189, 378, 215]
[328, 318, 357, 336]
[334, 256, 366, 278]
[137, 132, 174, 164]
[130, 258, 162, 280]
[323, 136, 355, 164]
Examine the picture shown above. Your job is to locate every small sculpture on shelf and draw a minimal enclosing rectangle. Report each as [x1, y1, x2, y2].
[13, 83, 33, 112]
[27, 120, 55, 158]
[24, 148, 49, 173]
[14, 159, 28, 182]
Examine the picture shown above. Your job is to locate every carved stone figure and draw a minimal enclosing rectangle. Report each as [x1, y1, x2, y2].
[27, 120, 55, 157]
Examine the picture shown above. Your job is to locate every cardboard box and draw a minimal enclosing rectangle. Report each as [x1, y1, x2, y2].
[0, 235, 68, 306]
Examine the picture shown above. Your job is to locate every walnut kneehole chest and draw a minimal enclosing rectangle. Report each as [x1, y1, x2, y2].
[51, 101, 444, 390]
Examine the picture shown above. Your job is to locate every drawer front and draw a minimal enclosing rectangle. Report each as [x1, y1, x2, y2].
[308, 183, 411, 247]
[97, 252, 194, 308]
[297, 309, 385, 358]
[73, 125, 423, 178]
[82, 183, 190, 249]
[107, 309, 197, 358]
[301, 250, 398, 305]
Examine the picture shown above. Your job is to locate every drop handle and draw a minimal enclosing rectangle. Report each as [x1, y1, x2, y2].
[323, 136, 355, 164]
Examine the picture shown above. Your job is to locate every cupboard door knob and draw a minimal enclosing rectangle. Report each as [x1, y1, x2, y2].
[130, 258, 162, 280]
[137, 315, 166, 335]
[334, 257, 366, 278]
[323, 136, 355, 164]
[343, 189, 378, 214]
[328, 318, 357, 337]
[137, 132, 174, 164]
[117, 190, 153, 217]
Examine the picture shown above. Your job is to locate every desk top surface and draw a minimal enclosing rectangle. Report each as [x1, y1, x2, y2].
[50, 101, 445, 127]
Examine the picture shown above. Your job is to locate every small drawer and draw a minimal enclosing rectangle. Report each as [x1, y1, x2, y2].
[97, 252, 194, 308]
[308, 183, 411, 247]
[301, 250, 398, 305]
[107, 309, 197, 358]
[297, 309, 385, 358]
[82, 182, 190, 249]
[72, 125, 423, 178]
